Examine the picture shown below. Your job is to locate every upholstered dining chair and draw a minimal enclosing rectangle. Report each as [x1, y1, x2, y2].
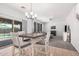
[18, 31, 31, 41]
[34, 32, 50, 56]
[10, 31, 32, 56]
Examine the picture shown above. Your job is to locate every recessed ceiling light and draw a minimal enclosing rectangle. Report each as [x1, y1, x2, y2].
[49, 18, 52, 21]
[21, 6, 26, 9]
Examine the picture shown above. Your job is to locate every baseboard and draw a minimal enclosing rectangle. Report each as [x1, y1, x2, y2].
[71, 41, 79, 53]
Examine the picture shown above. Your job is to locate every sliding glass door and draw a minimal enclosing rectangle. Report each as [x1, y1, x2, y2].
[0, 18, 22, 40]
[34, 22, 42, 33]
[0, 18, 12, 39]
[14, 21, 22, 32]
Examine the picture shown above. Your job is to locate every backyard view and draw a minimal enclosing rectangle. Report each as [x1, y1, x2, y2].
[0, 23, 21, 40]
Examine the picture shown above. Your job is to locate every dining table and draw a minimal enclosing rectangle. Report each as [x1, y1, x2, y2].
[19, 32, 47, 56]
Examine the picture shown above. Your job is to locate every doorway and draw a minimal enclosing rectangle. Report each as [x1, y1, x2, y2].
[67, 25, 71, 43]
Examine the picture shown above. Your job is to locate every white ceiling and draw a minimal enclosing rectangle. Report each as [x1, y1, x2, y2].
[32, 3, 76, 22]
[7, 3, 76, 22]
[7, 3, 31, 12]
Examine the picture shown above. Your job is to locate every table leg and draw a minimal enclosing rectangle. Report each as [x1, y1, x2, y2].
[31, 39, 34, 56]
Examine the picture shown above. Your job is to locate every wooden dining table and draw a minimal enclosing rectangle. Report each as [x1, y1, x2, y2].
[19, 32, 47, 56]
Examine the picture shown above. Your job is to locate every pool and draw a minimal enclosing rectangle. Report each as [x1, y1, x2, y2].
[0, 34, 14, 38]
[0, 33, 16, 41]
[0, 39, 13, 47]
[0, 34, 13, 47]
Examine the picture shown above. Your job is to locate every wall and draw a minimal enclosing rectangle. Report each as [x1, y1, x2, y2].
[52, 19, 65, 36]
[66, 4, 79, 52]
[44, 19, 65, 37]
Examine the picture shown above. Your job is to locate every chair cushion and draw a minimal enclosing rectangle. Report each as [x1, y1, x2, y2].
[23, 39, 31, 42]
[36, 40, 45, 45]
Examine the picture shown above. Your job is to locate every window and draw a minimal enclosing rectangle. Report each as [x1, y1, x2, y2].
[51, 26, 56, 29]
[34, 22, 42, 32]
[40, 24, 42, 32]
[14, 21, 22, 32]
[0, 18, 22, 39]
[37, 23, 40, 32]
[34, 22, 37, 32]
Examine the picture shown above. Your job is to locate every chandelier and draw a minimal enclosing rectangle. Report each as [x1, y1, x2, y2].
[25, 12, 37, 19]
[25, 3, 37, 20]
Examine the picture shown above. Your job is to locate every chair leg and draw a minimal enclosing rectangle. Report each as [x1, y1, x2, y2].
[46, 48, 50, 56]
[19, 48, 22, 56]
[12, 46, 15, 56]
[22, 49, 26, 56]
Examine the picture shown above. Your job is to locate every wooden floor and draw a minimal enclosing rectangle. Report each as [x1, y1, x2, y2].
[0, 45, 79, 56]
[49, 46, 79, 56]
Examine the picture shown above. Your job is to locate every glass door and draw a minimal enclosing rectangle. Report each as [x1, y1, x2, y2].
[0, 18, 22, 41]
[0, 18, 12, 40]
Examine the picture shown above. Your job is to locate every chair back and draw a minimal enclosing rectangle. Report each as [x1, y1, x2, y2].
[18, 31, 25, 35]
[10, 31, 30, 48]
[10, 32, 20, 47]
[44, 32, 50, 55]
[45, 32, 50, 45]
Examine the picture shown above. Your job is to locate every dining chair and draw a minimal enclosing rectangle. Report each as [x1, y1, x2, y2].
[10, 32, 32, 56]
[18, 31, 31, 41]
[35, 32, 50, 56]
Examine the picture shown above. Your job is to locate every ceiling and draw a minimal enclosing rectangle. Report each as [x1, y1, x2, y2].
[7, 3, 76, 22]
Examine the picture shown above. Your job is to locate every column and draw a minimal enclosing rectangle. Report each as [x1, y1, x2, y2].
[27, 18, 33, 33]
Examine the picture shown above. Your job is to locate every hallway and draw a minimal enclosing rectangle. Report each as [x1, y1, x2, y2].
[49, 36, 77, 51]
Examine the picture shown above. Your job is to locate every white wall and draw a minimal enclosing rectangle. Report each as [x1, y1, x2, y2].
[66, 4, 79, 52]
[52, 19, 65, 36]
[45, 19, 65, 37]
[0, 4, 26, 21]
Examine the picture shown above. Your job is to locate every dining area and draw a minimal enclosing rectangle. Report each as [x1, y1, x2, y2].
[10, 31, 50, 56]
[0, 11, 50, 56]
[0, 3, 79, 56]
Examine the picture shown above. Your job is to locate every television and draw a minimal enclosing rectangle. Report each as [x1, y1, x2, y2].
[51, 26, 56, 29]
[64, 25, 67, 32]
